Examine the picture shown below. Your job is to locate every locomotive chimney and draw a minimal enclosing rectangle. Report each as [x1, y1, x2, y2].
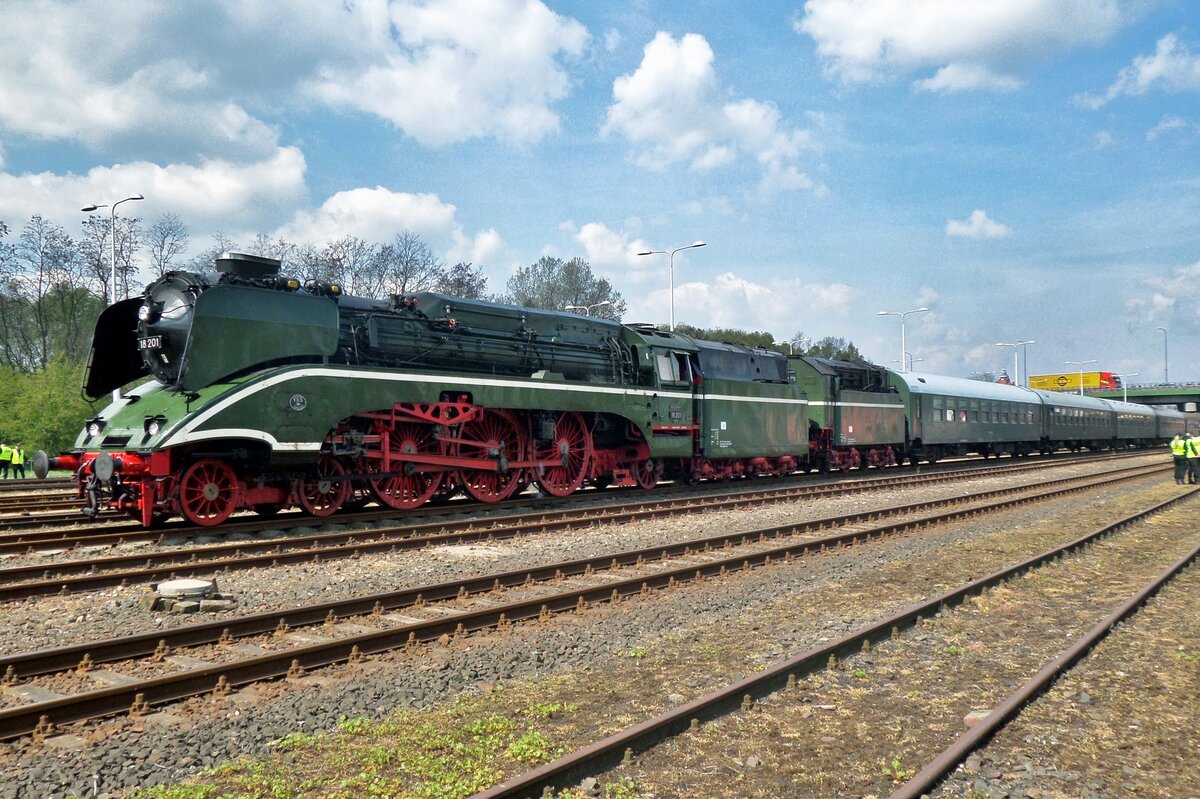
[215, 251, 282, 279]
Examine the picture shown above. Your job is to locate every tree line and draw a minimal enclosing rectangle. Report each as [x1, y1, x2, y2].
[0, 210, 861, 452]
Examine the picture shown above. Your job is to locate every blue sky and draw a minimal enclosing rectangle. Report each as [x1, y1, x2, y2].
[1, 0, 1198, 382]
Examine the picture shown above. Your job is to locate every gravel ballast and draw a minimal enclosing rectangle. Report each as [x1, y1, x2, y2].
[0, 457, 1188, 797]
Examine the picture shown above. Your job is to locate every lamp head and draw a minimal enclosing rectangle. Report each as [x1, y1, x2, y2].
[689, 241, 706, 248]
[80, 204, 100, 212]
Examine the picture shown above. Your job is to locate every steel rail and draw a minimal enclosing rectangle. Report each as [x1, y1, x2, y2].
[0, 463, 1167, 601]
[0, 449, 1155, 543]
[888, 537, 1200, 799]
[0, 466, 1176, 741]
[465, 489, 1200, 799]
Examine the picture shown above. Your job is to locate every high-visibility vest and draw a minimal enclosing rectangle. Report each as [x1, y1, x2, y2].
[10, 448, 23, 466]
[1172, 438, 1187, 456]
[1189, 437, 1200, 457]
[0, 446, 10, 463]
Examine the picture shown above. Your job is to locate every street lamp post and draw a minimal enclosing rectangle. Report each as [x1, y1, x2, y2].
[1114, 373, 1138, 403]
[774, 341, 793, 355]
[876, 307, 929, 373]
[1065, 359, 1097, 396]
[81, 193, 144, 403]
[564, 300, 613, 316]
[637, 241, 706, 331]
[1156, 327, 1168, 384]
[995, 340, 1035, 386]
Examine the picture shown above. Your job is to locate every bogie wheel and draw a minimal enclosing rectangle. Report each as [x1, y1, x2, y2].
[533, 412, 592, 497]
[457, 409, 526, 503]
[633, 458, 663, 490]
[179, 459, 240, 527]
[298, 455, 351, 517]
[368, 423, 445, 510]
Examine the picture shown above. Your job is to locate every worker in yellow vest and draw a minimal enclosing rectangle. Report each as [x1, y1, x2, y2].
[0, 443, 10, 480]
[1188, 432, 1200, 485]
[9, 444, 24, 479]
[1171, 434, 1188, 484]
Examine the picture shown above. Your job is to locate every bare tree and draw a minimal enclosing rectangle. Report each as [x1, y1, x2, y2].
[436, 262, 489, 299]
[321, 235, 378, 295]
[145, 213, 189, 279]
[183, 231, 238, 272]
[0, 215, 90, 370]
[115, 215, 143, 300]
[78, 215, 112, 300]
[375, 231, 445, 297]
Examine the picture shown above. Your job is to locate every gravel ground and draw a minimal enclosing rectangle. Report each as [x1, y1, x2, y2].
[0, 456, 1182, 797]
[0, 458, 1154, 655]
[601, 485, 1199, 798]
[933, 544, 1200, 799]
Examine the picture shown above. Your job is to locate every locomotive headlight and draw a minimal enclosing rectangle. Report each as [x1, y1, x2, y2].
[86, 419, 105, 438]
[147, 420, 160, 436]
[137, 304, 152, 322]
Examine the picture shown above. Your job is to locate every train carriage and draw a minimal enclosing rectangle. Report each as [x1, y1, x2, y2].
[1102, 399, 1158, 447]
[885, 372, 1042, 462]
[1031, 389, 1116, 452]
[1154, 406, 1188, 440]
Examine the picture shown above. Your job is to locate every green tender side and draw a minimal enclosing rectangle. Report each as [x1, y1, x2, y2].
[698, 377, 808, 458]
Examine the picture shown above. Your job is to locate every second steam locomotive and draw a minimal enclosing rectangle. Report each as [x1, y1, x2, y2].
[41, 252, 1184, 527]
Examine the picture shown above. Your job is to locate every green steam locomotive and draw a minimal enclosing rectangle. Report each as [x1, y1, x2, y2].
[43, 253, 808, 526]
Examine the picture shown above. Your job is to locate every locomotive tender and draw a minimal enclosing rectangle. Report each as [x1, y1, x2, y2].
[39, 252, 1183, 527]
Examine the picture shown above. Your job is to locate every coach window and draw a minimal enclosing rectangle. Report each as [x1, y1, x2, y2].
[958, 409, 967, 423]
[945, 408, 954, 422]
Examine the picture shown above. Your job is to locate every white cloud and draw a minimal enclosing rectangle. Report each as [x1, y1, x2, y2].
[912, 64, 1022, 94]
[602, 32, 824, 197]
[310, 0, 588, 147]
[1078, 33, 1200, 109]
[0, 0, 588, 157]
[604, 29, 622, 52]
[273, 187, 458, 246]
[0, 148, 308, 232]
[449, 228, 504, 265]
[1126, 260, 1200, 334]
[946, 209, 1012, 239]
[1094, 130, 1115, 148]
[796, 0, 1122, 91]
[1146, 115, 1198, 142]
[570, 222, 652, 272]
[626, 271, 856, 332]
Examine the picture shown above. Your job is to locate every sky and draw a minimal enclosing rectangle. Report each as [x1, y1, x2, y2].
[1, 0, 1198, 383]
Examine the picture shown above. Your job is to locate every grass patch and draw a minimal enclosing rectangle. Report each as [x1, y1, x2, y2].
[127, 697, 579, 799]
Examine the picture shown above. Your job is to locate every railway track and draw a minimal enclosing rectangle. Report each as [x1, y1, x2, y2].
[0, 448, 1160, 535]
[0, 457, 1165, 600]
[464, 487, 1199, 799]
[0, 459, 1173, 743]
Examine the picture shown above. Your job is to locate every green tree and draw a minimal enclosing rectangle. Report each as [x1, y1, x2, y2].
[505, 256, 626, 319]
[0, 359, 93, 454]
[799, 334, 867, 363]
[671, 325, 776, 348]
